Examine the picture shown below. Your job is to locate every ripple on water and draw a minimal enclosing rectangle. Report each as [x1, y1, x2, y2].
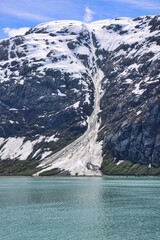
[0, 176, 160, 240]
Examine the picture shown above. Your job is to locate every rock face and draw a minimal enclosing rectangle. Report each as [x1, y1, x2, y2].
[98, 16, 160, 167]
[0, 15, 160, 175]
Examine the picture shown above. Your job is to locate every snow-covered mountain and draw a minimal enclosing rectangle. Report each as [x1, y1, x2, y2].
[0, 15, 160, 175]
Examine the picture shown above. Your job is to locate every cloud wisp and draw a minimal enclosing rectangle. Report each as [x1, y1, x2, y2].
[1, 7, 52, 22]
[111, 0, 160, 10]
[83, 7, 95, 22]
[0, 0, 81, 22]
[3, 27, 30, 37]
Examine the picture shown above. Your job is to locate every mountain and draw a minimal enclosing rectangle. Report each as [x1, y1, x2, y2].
[0, 15, 160, 176]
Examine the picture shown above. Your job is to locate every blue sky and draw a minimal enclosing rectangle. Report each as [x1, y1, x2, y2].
[0, 0, 160, 39]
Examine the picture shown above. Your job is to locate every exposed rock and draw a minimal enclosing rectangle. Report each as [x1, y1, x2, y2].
[0, 15, 160, 175]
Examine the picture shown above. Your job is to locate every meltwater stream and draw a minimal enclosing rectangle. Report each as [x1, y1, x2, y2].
[0, 177, 160, 240]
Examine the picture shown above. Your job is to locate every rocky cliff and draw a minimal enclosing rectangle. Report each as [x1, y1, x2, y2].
[0, 15, 160, 175]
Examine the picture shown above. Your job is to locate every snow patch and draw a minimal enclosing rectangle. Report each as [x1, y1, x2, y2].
[0, 136, 45, 161]
[9, 120, 14, 124]
[125, 79, 133, 84]
[40, 151, 52, 160]
[136, 110, 142, 115]
[132, 82, 145, 95]
[72, 101, 80, 109]
[57, 89, 66, 97]
[116, 160, 124, 165]
[45, 135, 59, 142]
[84, 93, 90, 104]
[0, 138, 4, 146]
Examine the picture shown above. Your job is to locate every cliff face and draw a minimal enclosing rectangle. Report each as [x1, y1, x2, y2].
[0, 15, 160, 175]
[98, 16, 160, 167]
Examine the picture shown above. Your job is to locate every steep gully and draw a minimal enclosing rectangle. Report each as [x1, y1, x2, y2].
[34, 33, 104, 176]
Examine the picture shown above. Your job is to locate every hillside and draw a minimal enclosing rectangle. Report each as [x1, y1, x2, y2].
[0, 15, 160, 175]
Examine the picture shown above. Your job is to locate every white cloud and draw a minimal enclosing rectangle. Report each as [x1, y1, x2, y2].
[3, 27, 30, 38]
[83, 7, 94, 22]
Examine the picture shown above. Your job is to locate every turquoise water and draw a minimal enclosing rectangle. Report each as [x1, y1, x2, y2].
[0, 177, 160, 240]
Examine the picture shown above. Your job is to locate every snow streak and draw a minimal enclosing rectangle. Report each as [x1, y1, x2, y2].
[34, 36, 104, 176]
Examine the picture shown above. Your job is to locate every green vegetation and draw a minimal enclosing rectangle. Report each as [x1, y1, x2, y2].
[39, 168, 62, 176]
[0, 159, 41, 176]
[101, 152, 160, 176]
[39, 168, 71, 176]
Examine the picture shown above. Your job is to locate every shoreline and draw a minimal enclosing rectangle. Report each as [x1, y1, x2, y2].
[0, 174, 159, 178]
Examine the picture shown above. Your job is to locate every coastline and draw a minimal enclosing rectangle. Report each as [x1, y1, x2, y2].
[0, 174, 160, 178]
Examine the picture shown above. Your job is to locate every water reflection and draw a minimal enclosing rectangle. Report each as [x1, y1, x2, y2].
[0, 177, 160, 240]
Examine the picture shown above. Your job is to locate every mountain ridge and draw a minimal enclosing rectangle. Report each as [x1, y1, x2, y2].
[0, 15, 160, 175]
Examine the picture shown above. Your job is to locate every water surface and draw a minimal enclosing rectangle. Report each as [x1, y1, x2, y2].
[0, 176, 160, 240]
